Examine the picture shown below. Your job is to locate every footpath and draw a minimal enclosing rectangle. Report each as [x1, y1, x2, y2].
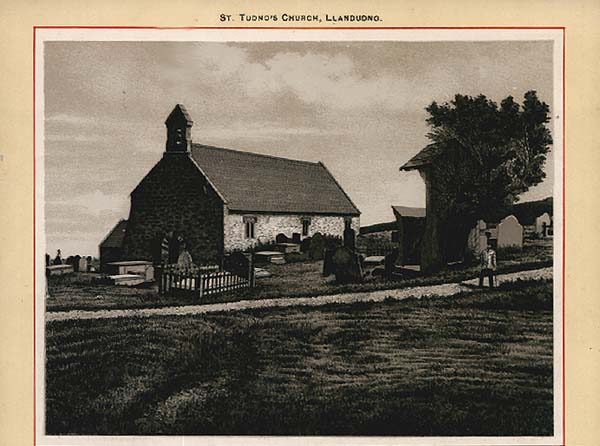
[46, 267, 552, 323]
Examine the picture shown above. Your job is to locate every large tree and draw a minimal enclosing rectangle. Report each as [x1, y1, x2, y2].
[424, 91, 552, 261]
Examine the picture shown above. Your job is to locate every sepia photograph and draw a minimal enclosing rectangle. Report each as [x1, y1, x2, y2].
[36, 28, 563, 444]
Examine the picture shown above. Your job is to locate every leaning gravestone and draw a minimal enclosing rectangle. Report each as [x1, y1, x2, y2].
[497, 215, 523, 248]
[309, 232, 325, 260]
[331, 246, 363, 284]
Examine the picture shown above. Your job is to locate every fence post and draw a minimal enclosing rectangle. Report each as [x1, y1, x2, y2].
[157, 264, 163, 295]
[248, 253, 255, 288]
[198, 271, 204, 300]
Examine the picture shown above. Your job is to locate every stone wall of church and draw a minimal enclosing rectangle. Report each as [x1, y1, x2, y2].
[122, 153, 225, 264]
[223, 209, 360, 252]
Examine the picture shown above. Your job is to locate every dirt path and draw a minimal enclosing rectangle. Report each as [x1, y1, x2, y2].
[46, 267, 552, 323]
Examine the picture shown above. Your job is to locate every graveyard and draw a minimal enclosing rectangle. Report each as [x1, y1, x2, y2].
[45, 235, 552, 313]
[44, 182, 555, 436]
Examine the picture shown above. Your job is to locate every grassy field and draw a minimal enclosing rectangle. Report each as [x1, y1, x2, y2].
[45, 278, 553, 436]
[46, 238, 552, 312]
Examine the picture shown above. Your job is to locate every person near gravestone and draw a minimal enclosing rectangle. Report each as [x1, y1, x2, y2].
[52, 249, 63, 265]
[479, 242, 497, 288]
[177, 243, 194, 269]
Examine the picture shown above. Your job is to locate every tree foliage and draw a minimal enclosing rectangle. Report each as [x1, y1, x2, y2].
[425, 91, 552, 230]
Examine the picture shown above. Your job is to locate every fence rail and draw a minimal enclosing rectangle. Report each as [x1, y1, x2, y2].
[157, 254, 255, 300]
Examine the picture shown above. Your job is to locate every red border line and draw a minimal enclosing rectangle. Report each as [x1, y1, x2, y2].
[33, 25, 567, 446]
[33, 25, 37, 446]
[33, 25, 566, 30]
[562, 27, 566, 446]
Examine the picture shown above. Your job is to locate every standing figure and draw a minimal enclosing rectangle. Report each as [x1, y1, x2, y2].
[479, 242, 497, 287]
[52, 249, 63, 265]
[177, 243, 194, 269]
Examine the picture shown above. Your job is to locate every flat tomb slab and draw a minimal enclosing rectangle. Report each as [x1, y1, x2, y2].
[274, 243, 301, 253]
[46, 265, 74, 276]
[108, 274, 146, 286]
[363, 255, 386, 264]
[255, 251, 286, 264]
[106, 261, 154, 281]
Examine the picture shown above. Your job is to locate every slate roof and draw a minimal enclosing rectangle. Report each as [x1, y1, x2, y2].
[400, 144, 441, 171]
[99, 219, 128, 248]
[391, 205, 426, 219]
[190, 144, 360, 215]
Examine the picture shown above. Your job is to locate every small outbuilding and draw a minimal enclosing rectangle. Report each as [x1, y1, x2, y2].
[391, 205, 426, 265]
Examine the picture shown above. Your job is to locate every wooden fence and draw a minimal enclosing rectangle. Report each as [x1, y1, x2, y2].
[157, 253, 255, 299]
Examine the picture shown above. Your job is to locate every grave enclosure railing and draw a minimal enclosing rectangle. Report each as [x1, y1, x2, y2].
[156, 254, 255, 300]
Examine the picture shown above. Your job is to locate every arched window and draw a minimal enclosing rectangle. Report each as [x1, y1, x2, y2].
[243, 216, 257, 239]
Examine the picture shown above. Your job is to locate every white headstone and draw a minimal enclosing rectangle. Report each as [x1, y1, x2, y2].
[467, 220, 488, 257]
[497, 215, 523, 248]
[535, 212, 552, 237]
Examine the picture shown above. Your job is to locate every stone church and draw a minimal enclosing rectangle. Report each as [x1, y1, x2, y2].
[113, 104, 360, 265]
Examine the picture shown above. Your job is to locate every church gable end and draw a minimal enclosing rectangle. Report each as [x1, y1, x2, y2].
[123, 152, 224, 264]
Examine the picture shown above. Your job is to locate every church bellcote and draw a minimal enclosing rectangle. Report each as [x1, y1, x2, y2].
[165, 104, 193, 152]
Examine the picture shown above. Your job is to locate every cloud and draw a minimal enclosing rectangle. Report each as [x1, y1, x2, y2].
[160, 44, 416, 113]
[45, 113, 96, 125]
[47, 190, 129, 217]
[200, 122, 332, 141]
[242, 51, 413, 111]
[45, 133, 100, 143]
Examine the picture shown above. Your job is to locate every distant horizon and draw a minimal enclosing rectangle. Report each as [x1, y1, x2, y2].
[43, 39, 555, 257]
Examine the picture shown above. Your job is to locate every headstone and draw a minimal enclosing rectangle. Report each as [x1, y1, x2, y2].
[323, 248, 335, 276]
[291, 233, 301, 244]
[535, 212, 552, 237]
[86, 256, 92, 272]
[309, 232, 325, 260]
[384, 249, 400, 277]
[343, 227, 356, 250]
[73, 255, 81, 272]
[224, 251, 251, 278]
[300, 236, 312, 253]
[45, 254, 50, 267]
[331, 246, 363, 284]
[78, 257, 88, 273]
[497, 215, 523, 248]
[467, 220, 488, 257]
[275, 233, 288, 244]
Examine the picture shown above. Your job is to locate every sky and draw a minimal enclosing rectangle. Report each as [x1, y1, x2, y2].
[43, 40, 555, 257]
